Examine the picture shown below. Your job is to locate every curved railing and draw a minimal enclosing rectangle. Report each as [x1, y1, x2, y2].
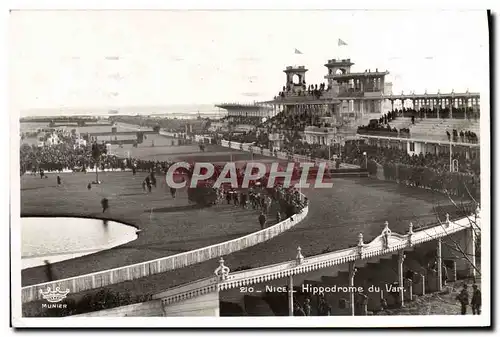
[154, 211, 480, 306]
[21, 195, 309, 304]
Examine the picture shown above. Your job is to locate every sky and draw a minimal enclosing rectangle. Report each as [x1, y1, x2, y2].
[9, 10, 489, 114]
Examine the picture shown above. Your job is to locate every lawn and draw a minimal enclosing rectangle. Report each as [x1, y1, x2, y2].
[21, 170, 268, 287]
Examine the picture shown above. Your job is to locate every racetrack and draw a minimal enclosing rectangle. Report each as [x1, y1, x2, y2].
[20, 169, 279, 286]
[19, 121, 463, 307]
[22, 174, 461, 317]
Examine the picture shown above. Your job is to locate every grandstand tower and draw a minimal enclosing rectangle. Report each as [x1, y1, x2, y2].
[259, 58, 394, 146]
[258, 57, 480, 165]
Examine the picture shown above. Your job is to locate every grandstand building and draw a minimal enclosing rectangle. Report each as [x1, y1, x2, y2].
[358, 91, 480, 162]
[257, 58, 480, 163]
[214, 103, 274, 133]
[258, 59, 393, 148]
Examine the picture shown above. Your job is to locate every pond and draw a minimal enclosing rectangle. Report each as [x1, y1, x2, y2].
[21, 217, 138, 270]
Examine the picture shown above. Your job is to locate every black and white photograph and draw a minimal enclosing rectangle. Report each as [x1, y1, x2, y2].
[8, 6, 491, 328]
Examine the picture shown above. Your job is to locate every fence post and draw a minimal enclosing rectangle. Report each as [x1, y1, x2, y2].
[420, 273, 426, 295]
[406, 279, 413, 301]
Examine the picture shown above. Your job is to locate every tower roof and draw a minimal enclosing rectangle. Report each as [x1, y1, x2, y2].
[324, 58, 354, 67]
[284, 65, 308, 73]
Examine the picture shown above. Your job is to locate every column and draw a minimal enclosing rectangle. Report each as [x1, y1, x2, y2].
[465, 227, 476, 279]
[464, 98, 468, 119]
[419, 273, 426, 295]
[349, 262, 357, 316]
[449, 98, 453, 119]
[437, 99, 440, 119]
[406, 278, 413, 303]
[437, 238, 443, 292]
[288, 275, 294, 316]
[398, 251, 405, 307]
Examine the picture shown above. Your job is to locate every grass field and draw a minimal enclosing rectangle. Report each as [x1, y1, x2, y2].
[21, 170, 277, 287]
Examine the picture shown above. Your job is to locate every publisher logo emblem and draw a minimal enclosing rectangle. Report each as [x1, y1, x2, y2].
[39, 286, 70, 303]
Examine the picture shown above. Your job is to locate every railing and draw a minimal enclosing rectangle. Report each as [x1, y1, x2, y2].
[21, 188, 309, 304]
[357, 133, 481, 147]
[157, 211, 479, 306]
[304, 126, 336, 134]
[357, 129, 400, 138]
[220, 140, 358, 170]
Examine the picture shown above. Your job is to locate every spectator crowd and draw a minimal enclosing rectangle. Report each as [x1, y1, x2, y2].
[446, 129, 478, 144]
[342, 142, 480, 200]
[389, 106, 479, 120]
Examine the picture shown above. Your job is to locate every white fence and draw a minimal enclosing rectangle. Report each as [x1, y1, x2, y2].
[21, 196, 309, 303]
[219, 140, 360, 169]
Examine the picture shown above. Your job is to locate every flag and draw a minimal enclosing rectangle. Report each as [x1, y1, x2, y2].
[338, 39, 348, 46]
[294, 48, 303, 54]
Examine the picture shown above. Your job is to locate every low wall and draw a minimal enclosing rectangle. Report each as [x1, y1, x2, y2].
[21, 197, 309, 304]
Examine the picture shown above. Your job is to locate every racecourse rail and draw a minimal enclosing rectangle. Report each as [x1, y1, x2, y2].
[21, 195, 309, 304]
[203, 137, 359, 169]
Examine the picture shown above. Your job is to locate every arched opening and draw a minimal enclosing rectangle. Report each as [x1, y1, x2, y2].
[292, 74, 301, 85]
[335, 68, 345, 75]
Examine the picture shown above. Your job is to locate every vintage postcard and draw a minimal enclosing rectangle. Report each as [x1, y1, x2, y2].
[9, 7, 491, 328]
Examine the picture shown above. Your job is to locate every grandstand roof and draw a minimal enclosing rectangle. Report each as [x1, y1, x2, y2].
[386, 91, 480, 100]
[215, 103, 272, 110]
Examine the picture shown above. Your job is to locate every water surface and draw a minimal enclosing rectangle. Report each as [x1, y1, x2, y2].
[22, 217, 138, 269]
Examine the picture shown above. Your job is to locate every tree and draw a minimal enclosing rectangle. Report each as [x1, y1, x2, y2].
[92, 143, 106, 183]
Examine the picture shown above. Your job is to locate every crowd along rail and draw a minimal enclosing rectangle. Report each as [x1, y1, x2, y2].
[154, 210, 480, 306]
[21, 195, 309, 303]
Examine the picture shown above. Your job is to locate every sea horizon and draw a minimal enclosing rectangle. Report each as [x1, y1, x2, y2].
[17, 103, 242, 119]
